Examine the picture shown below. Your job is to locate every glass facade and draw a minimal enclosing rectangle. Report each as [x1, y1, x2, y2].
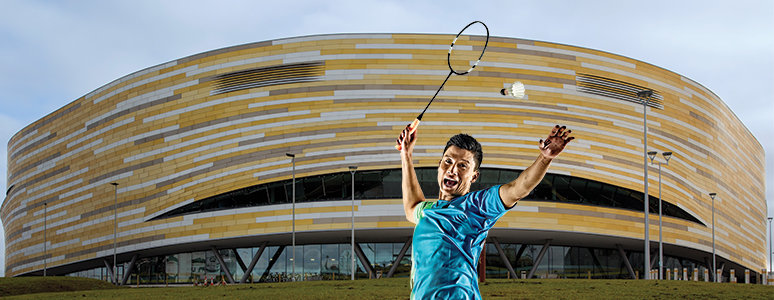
[66, 168, 724, 283]
[68, 242, 740, 283]
[482, 244, 709, 280]
[152, 168, 702, 225]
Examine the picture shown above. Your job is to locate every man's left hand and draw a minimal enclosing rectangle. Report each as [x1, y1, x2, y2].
[539, 125, 574, 159]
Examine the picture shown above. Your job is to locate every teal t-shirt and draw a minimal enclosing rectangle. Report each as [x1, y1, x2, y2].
[410, 185, 511, 300]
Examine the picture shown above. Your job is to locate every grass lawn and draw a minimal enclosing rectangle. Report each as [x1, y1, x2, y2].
[1, 277, 772, 299]
[0, 276, 117, 297]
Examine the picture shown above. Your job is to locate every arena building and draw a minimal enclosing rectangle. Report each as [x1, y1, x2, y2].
[2, 32, 767, 284]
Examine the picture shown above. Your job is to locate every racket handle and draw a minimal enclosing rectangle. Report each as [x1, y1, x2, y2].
[395, 119, 420, 151]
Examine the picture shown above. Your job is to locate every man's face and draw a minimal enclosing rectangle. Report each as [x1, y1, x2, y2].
[437, 145, 479, 200]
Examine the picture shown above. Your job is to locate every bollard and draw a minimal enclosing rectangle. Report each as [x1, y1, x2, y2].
[683, 268, 687, 281]
[136, 274, 139, 287]
[666, 269, 671, 280]
[693, 268, 698, 281]
[744, 269, 749, 284]
[674, 268, 679, 280]
[730, 269, 736, 283]
[704, 269, 709, 282]
[716, 269, 721, 283]
[521, 271, 526, 279]
[769, 272, 774, 285]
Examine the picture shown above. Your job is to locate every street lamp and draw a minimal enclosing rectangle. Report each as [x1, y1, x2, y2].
[110, 182, 119, 285]
[637, 90, 653, 279]
[285, 153, 296, 281]
[43, 202, 47, 277]
[648, 151, 671, 280]
[768, 216, 772, 272]
[349, 165, 358, 280]
[709, 192, 717, 282]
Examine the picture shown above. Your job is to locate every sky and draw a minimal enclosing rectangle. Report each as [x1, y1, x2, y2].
[0, 0, 772, 277]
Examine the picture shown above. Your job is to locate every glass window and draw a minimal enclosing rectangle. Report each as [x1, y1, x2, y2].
[381, 170, 401, 199]
[302, 176, 324, 202]
[322, 244, 339, 276]
[191, 251, 206, 281]
[340, 244, 355, 276]
[151, 168, 701, 225]
[166, 254, 179, 282]
[268, 246, 287, 280]
[304, 245, 321, 279]
[361, 243, 375, 271]
[289, 245, 303, 275]
[374, 243, 393, 276]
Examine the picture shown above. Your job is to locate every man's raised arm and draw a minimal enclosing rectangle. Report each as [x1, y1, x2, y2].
[500, 125, 574, 208]
[399, 124, 426, 224]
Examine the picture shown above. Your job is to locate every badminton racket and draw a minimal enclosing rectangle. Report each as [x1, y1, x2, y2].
[395, 20, 490, 151]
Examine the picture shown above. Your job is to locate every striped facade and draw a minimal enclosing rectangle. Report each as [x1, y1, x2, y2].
[2, 33, 766, 278]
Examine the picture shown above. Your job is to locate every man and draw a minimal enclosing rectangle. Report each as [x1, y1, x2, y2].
[398, 124, 574, 299]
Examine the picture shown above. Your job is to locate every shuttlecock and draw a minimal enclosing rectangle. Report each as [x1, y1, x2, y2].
[500, 81, 526, 99]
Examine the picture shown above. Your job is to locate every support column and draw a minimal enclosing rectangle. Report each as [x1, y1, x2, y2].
[120, 254, 138, 286]
[354, 243, 375, 279]
[211, 246, 235, 284]
[527, 240, 551, 279]
[104, 258, 116, 284]
[491, 238, 517, 280]
[616, 244, 637, 279]
[241, 242, 268, 283]
[514, 244, 527, 265]
[260, 246, 285, 282]
[232, 249, 248, 273]
[386, 238, 412, 278]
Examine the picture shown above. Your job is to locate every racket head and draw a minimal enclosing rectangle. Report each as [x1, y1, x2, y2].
[447, 21, 489, 76]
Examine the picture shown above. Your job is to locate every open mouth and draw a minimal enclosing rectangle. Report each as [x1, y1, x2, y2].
[443, 178, 459, 189]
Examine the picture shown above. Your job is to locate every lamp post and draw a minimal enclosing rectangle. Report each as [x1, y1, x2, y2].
[285, 153, 296, 281]
[637, 90, 653, 279]
[709, 192, 717, 282]
[768, 216, 772, 272]
[110, 182, 119, 285]
[648, 151, 672, 280]
[43, 202, 47, 277]
[349, 166, 358, 280]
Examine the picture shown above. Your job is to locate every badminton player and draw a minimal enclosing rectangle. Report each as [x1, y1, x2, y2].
[398, 124, 574, 299]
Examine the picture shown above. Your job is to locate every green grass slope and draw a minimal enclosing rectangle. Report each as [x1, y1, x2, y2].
[2, 277, 772, 299]
[0, 276, 120, 297]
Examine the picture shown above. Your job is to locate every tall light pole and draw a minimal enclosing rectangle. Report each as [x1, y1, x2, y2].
[285, 153, 296, 281]
[43, 202, 47, 277]
[709, 192, 717, 282]
[637, 90, 653, 279]
[768, 216, 772, 272]
[648, 151, 671, 280]
[349, 166, 358, 280]
[110, 182, 119, 285]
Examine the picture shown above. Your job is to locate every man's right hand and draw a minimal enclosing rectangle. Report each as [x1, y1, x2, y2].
[397, 121, 418, 158]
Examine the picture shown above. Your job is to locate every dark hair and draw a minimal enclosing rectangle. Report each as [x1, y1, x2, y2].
[443, 133, 483, 170]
